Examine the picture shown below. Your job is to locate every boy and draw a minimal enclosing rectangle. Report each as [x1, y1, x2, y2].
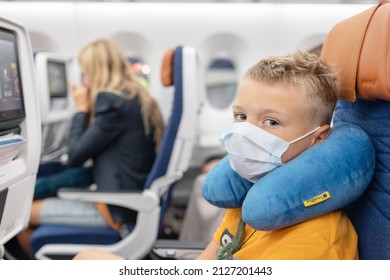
[74, 51, 358, 260]
[197, 50, 358, 260]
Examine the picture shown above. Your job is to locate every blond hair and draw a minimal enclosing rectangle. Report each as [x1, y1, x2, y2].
[244, 50, 340, 125]
[78, 39, 164, 151]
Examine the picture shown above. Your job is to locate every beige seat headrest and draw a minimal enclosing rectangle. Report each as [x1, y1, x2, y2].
[161, 48, 175, 87]
[321, 0, 390, 101]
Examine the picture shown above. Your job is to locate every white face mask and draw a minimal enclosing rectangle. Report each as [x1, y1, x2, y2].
[220, 122, 320, 183]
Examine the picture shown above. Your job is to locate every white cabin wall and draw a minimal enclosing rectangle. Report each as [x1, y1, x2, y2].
[74, 3, 170, 121]
[0, 1, 373, 167]
[0, 2, 80, 56]
[274, 4, 373, 53]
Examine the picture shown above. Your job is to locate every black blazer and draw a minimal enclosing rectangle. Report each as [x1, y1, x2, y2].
[67, 91, 156, 223]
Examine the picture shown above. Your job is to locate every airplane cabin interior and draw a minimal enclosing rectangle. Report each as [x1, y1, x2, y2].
[0, 0, 388, 263]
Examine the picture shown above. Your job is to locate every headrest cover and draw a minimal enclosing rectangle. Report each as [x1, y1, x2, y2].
[321, 1, 390, 101]
[358, 1, 390, 101]
[161, 48, 174, 86]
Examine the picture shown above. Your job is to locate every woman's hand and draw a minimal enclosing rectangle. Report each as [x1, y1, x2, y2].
[70, 84, 90, 113]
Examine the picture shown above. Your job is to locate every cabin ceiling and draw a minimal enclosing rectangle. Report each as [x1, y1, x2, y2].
[0, 0, 381, 4]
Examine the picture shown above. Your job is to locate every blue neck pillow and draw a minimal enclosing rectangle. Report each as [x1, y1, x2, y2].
[202, 123, 375, 230]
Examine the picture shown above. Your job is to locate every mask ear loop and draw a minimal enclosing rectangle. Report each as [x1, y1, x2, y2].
[289, 127, 321, 144]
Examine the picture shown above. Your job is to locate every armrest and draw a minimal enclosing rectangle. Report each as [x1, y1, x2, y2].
[152, 239, 208, 260]
[149, 171, 183, 196]
[57, 188, 159, 213]
[56, 172, 183, 215]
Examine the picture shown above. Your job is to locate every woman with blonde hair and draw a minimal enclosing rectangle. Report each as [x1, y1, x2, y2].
[17, 39, 164, 258]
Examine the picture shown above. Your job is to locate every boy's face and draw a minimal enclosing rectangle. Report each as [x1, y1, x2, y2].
[232, 77, 322, 163]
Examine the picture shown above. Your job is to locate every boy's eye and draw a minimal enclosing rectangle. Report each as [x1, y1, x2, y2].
[234, 113, 247, 122]
[264, 119, 279, 126]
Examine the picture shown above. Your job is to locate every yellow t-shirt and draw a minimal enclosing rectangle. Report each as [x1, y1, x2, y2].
[213, 209, 358, 260]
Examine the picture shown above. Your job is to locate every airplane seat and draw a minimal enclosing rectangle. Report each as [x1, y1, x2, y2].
[0, 17, 41, 258]
[33, 51, 74, 164]
[30, 45, 199, 260]
[321, 0, 390, 260]
[32, 52, 93, 201]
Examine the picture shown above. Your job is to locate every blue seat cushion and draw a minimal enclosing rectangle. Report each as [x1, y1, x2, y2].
[30, 225, 127, 258]
[334, 99, 390, 260]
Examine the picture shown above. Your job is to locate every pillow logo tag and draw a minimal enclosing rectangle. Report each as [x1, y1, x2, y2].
[303, 191, 331, 207]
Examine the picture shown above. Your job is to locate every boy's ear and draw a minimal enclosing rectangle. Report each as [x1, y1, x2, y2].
[311, 124, 331, 147]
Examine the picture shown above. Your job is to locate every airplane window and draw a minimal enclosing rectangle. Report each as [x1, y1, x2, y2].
[127, 57, 150, 91]
[206, 58, 237, 109]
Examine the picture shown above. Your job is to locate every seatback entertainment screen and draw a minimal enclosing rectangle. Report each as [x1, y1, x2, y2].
[47, 60, 67, 98]
[0, 28, 25, 129]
